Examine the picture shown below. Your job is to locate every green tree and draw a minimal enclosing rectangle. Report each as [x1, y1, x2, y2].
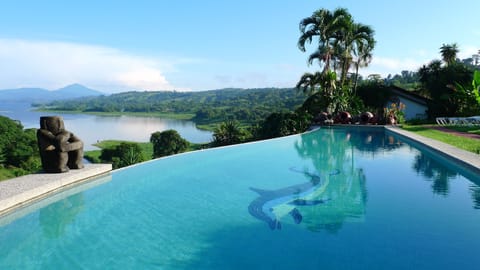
[451, 70, 480, 115]
[150, 129, 189, 158]
[298, 8, 350, 74]
[4, 128, 41, 171]
[418, 59, 474, 117]
[0, 116, 23, 163]
[336, 19, 375, 85]
[440, 43, 459, 66]
[100, 142, 144, 169]
[297, 7, 375, 115]
[254, 111, 311, 140]
[352, 37, 375, 94]
[0, 116, 41, 176]
[212, 120, 249, 146]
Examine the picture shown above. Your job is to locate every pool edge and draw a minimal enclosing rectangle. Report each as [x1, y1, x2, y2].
[384, 126, 480, 173]
[0, 164, 112, 217]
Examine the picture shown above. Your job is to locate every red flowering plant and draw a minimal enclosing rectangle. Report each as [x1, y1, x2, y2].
[384, 102, 405, 125]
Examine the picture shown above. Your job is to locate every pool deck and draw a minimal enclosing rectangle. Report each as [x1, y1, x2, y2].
[385, 126, 480, 173]
[0, 164, 112, 216]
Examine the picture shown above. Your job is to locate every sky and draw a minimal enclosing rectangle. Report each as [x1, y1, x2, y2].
[0, 0, 479, 93]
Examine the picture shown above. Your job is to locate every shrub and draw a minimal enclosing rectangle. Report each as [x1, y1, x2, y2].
[150, 130, 189, 158]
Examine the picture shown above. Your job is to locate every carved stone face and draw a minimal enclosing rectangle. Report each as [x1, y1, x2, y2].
[40, 116, 65, 134]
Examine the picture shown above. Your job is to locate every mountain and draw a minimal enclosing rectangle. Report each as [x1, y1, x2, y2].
[0, 84, 104, 103]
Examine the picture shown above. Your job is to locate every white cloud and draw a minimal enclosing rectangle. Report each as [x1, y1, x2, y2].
[360, 56, 429, 77]
[458, 45, 479, 59]
[361, 44, 480, 78]
[0, 38, 178, 92]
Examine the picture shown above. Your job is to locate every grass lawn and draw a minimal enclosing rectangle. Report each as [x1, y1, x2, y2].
[0, 168, 16, 181]
[401, 125, 480, 154]
[443, 126, 480, 135]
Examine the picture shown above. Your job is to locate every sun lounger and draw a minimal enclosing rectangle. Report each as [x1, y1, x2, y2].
[436, 117, 448, 125]
[436, 116, 480, 126]
[466, 116, 480, 125]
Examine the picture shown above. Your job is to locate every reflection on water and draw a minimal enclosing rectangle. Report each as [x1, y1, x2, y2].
[471, 185, 480, 209]
[345, 127, 404, 154]
[248, 168, 340, 231]
[412, 152, 458, 196]
[39, 193, 84, 238]
[298, 168, 366, 234]
[286, 128, 369, 233]
[0, 102, 213, 150]
[411, 149, 480, 210]
[288, 126, 480, 233]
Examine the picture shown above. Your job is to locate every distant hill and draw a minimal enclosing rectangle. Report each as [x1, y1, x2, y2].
[0, 84, 104, 103]
[40, 87, 307, 126]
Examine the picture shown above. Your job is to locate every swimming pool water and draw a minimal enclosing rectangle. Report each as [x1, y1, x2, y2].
[0, 127, 479, 269]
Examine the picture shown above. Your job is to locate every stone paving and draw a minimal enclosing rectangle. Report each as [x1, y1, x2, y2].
[386, 126, 480, 176]
[0, 164, 112, 216]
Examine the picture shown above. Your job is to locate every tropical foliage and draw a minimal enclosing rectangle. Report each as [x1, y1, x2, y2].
[296, 7, 375, 115]
[418, 44, 479, 118]
[99, 142, 145, 169]
[0, 116, 41, 179]
[439, 43, 459, 66]
[253, 110, 312, 140]
[211, 120, 250, 147]
[453, 70, 480, 107]
[150, 129, 189, 158]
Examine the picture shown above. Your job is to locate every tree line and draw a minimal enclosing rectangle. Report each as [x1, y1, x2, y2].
[38, 88, 307, 127]
[0, 116, 41, 179]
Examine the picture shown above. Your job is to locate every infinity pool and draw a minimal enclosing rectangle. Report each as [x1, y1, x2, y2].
[0, 127, 479, 269]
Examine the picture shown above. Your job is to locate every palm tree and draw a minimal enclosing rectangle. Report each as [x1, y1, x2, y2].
[336, 21, 375, 86]
[296, 71, 337, 113]
[298, 8, 350, 73]
[295, 72, 322, 95]
[212, 120, 245, 146]
[297, 7, 376, 114]
[352, 41, 374, 94]
[440, 43, 459, 66]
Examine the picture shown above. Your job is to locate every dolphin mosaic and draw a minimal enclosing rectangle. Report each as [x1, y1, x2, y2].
[248, 168, 340, 230]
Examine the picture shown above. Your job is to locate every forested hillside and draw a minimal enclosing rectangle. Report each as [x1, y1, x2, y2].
[38, 88, 307, 126]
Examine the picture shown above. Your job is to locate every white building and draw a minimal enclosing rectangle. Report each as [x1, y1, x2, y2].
[387, 86, 429, 120]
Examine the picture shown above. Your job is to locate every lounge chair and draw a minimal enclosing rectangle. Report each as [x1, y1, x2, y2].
[436, 116, 480, 126]
[436, 117, 448, 125]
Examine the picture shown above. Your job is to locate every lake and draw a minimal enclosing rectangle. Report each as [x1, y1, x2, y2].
[0, 102, 213, 150]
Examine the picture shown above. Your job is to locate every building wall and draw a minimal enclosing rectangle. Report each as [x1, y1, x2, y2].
[387, 96, 428, 120]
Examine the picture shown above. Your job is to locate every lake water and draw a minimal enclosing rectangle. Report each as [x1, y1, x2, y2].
[0, 102, 213, 150]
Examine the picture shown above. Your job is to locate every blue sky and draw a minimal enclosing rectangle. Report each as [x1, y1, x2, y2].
[0, 0, 479, 93]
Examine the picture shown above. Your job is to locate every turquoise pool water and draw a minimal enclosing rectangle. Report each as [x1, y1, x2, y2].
[0, 127, 479, 269]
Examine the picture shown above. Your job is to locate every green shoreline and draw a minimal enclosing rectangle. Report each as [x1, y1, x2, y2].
[36, 109, 195, 120]
[36, 109, 221, 131]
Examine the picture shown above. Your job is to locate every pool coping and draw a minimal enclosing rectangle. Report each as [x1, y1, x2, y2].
[0, 164, 112, 217]
[384, 126, 480, 173]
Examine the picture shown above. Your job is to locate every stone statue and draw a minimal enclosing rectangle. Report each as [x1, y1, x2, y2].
[37, 116, 84, 173]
